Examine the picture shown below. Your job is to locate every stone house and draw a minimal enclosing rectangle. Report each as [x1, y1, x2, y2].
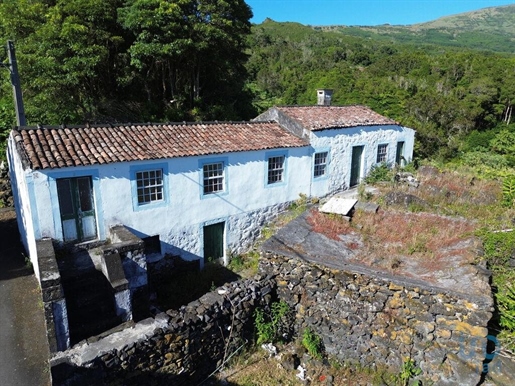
[6, 94, 415, 349]
[8, 95, 415, 276]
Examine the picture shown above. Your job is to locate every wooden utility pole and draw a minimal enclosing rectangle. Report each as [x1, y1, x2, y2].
[6, 41, 26, 126]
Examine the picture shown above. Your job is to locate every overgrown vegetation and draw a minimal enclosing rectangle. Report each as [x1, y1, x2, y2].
[301, 328, 324, 360]
[254, 300, 292, 345]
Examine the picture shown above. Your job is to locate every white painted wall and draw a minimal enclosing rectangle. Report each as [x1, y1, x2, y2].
[309, 125, 415, 196]
[29, 147, 312, 262]
[7, 134, 41, 278]
[16, 124, 414, 266]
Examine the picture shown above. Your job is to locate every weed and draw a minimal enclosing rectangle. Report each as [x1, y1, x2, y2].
[254, 300, 292, 344]
[398, 358, 421, 386]
[502, 176, 515, 207]
[358, 182, 373, 201]
[301, 327, 324, 360]
[23, 253, 32, 269]
[227, 254, 244, 271]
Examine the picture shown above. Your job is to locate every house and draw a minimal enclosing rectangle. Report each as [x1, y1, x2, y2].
[7, 90, 415, 349]
[8, 93, 415, 275]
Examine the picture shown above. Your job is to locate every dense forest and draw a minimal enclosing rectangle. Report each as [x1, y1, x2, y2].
[1, 1, 515, 165]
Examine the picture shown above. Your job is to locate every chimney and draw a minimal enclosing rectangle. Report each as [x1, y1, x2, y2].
[317, 89, 333, 106]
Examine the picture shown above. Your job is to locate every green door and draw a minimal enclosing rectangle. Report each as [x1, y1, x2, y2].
[56, 177, 97, 242]
[203, 222, 224, 262]
[350, 146, 364, 187]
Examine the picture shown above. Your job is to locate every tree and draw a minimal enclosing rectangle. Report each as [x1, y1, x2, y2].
[0, 0, 131, 124]
[119, 0, 253, 120]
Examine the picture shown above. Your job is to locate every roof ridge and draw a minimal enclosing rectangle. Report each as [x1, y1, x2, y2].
[14, 120, 279, 131]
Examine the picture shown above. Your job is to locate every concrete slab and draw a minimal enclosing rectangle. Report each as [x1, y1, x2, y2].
[319, 197, 357, 216]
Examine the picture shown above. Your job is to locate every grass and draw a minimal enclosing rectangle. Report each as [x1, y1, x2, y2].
[210, 344, 400, 386]
[228, 194, 313, 277]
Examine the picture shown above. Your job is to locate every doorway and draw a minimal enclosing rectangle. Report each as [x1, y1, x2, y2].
[396, 141, 405, 166]
[350, 145, 364, 187]
[203, 222, 225, 263]
[56, 177, 97, 242]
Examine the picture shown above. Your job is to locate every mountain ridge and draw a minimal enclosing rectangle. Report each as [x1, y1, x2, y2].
[299, 4, 515, 53]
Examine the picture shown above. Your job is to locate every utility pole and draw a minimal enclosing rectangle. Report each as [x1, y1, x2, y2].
[2, 40, 26, 126]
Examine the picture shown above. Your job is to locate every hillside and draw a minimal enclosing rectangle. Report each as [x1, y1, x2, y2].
[316, 4, 515, 53]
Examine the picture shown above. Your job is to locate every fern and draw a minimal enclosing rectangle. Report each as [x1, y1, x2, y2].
[502, 176, 515, 207]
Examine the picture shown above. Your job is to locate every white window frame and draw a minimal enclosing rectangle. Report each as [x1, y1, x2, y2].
[203, 162, 225, 195]
[267, 155, 285, 185]
[130, 163, 169, 211]
[313, 151, 329, 178]
[376, 144, 388, 163]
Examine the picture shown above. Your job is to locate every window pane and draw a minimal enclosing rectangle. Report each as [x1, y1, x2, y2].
[203, 162, 224, 195]
[268, 156, 284, 184]
[57, 179, 74, 216]
[377, 144, 388, 163]
[136, 168, 164, 204]
[314, 152, 328, 177]
[77, 177, 93, 212]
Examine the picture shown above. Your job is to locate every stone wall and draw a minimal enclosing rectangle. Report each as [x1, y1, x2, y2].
[36, 239, 70, 352]
[51, 277, 275, 385]
[259, 253, 495, 385]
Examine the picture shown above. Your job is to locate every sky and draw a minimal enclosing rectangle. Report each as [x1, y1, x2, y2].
[246, 0, 515, 26]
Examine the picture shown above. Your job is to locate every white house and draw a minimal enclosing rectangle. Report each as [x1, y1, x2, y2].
[8, 98, 415, 275]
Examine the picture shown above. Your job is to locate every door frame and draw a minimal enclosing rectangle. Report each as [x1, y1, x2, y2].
[48, 170, 104, 243]
[202, 219, 227, 266]
[350, 145, 364, 187]
[57, 176, 97, 242]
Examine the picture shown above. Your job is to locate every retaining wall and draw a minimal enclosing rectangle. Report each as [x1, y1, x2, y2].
[260, 253, 495, 385]
[51, 277, 275, 385]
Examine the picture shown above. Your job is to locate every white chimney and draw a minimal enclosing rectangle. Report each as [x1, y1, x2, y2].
[317, 89, 333, 106]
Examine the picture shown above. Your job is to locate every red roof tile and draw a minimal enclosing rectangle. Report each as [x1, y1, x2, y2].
[277, 105, 398, 130]
[12, 122, 308, 170]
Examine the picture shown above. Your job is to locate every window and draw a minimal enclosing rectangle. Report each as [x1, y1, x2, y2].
[376, 144, 388, 163]
[313, 152, 328, 178]
[203, 162, 224, 194]
[136, 169, 163, 204]
[267, 155, 285, 184]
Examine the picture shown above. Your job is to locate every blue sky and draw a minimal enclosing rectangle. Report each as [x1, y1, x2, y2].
[246, 0, 515, 26]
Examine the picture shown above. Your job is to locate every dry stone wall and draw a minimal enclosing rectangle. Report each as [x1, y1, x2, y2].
[51, 277, 275, 385]
[260, 253, 495, 385]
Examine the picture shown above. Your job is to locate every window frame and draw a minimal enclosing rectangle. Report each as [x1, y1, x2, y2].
[265, 151, 287, 187]
[199, 157, 228, 199]
[376, 143, 388, 163]
[130, 163, 169, 211]
[313, 150, 330, 179]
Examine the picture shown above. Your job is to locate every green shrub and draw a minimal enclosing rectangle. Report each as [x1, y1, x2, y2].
[502, 176, 515, 207]
[398, 358, 421, 386]
[364, 162, 393, 184]
[480, 229, 515, 266]
[301, 327, 324, 360]
[460, 151, 509, 169]
[254, 300, 292, 344]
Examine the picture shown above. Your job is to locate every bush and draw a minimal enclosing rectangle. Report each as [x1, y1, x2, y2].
[460, 151, 509, 169]
[302, 327, 324, 360]
[364, 162, 393, 183]
[502, 176, 515, 207]
[254, 300, 292, 344]
[480, 229, 515, 266]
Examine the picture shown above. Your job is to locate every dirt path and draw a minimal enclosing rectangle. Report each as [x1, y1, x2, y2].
[0, 208, 51, 386]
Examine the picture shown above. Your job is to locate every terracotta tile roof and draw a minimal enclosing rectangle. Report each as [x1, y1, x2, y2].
[277, 105, 399, 131]
[12, 122, 308, 170]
